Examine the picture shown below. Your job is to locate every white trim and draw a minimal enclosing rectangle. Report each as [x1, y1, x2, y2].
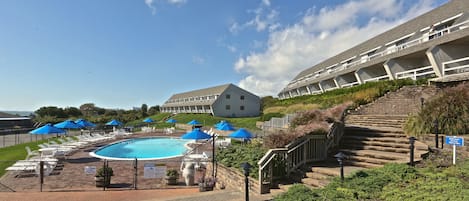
[359, 46, 382, 56]
[385, 32, 415, 46]
[0, 117, 30, 120]
[325, 63, 338, 70]
[420, 26, 430, 32]
[435, 13, 463, 26]
[340, 56, 357, 64]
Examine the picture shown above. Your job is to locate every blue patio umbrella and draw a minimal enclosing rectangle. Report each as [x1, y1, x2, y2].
[166, 119, 177, 124]
[228, 128, 253, 139]
[217, 122, 235, 131]
[30, 123, 66, 135]
[54, 120, 83, 129]
[187, 120, 201, 125]
[143, 117, 154, 123]
[75, 119, 96, 128]
[180, 128, 211, 140]
[214, 120, 226, 128]
[106, 119, 123, 126]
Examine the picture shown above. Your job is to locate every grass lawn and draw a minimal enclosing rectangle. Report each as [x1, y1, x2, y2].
[0, 140, 49, 176]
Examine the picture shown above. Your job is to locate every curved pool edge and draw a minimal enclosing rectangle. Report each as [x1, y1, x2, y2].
[89, 137, 189, 161]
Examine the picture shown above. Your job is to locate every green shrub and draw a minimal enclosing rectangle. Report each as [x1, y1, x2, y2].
[404, 82, 469, 136]
[274, 184, 315, 201]
[216, 139, 266, 178]
[260, 113, 284, 121]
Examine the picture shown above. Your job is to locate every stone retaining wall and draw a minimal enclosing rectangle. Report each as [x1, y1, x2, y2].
[206, 163, 261, 195]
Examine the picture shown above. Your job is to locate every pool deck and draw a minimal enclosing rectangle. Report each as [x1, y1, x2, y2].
[0, 131, 274, 200]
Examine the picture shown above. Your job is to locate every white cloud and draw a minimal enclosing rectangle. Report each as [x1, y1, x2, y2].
[192, 56, 205, 64]
[168, 0, 187, 5]
[235, 0, 440, 97]
[227, 45, 237, 53]
[145, 0, 156, 15]
[262, 0, 271, 7]
[229, 3, 280, 34]
[144, 0, 187, 15]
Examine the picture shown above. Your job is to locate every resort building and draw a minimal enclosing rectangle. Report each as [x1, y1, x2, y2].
[278, 0, 469, 99]
[161, 83, 261, 117]
[0, 112, 32, 129]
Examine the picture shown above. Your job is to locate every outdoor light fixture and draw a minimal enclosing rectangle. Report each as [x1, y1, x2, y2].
[420, 97, 425, 109]
[434, 119, 439, 148]
[409, 137, 416, 166]
[241, 162, 252, 201]
[334, 152, 346, 182]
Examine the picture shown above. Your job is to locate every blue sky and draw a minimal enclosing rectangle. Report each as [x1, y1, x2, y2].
[0, 0, 448, 111]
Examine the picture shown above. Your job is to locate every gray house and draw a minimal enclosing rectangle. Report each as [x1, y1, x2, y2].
[161, 83, 260, 117]
[279, 0, 469, 99]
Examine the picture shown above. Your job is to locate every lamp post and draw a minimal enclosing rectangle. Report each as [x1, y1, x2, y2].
[434, 119, 439, 148]
[242, 162, 251, 201]
[409, 137, 416, 166]
[420, 97, 425, 109]
[212, 134, 216, 178]
[334, 152, 346, 182]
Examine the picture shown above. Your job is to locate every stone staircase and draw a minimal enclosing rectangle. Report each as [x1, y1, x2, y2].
[299, 85, 437, 189]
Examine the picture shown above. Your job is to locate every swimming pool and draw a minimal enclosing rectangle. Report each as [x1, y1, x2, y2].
[90, 137, 191, 160]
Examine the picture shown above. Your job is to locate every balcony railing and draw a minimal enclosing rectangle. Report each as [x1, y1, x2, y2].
[363, 75, 390, 83]
[442, 56, 469, 76]
[341, 81, 360, 88]
[395, 66, 434, 80]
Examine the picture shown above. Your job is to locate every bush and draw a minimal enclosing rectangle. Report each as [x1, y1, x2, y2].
[404, 82, 469, 136]
[277, 159, 469, 200]
[216, 139, 266, 178]
[95, 166, 114, 177]
[274, 184, 315, 201]
[260, 113, 284, 121]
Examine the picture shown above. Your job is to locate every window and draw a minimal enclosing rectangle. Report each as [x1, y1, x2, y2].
[226, 94, 231, 99]
[225, 105, 231, 110]
[240, 106, 245, 110]
[240, 95, 245, 100]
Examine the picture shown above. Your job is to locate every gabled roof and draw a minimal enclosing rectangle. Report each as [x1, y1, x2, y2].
[0, 112, 20, 118]
[167, 84, 231, 100]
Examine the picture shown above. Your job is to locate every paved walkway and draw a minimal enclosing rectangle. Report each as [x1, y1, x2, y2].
[0, 188, 273, 201]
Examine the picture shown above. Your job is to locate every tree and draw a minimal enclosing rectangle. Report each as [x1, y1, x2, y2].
[148, 105, 160, 115]
[80, 103, 97, 116]
[35, 106, 67, 118]
[64, 107, 82, 117]
[141, 104, 148, 117]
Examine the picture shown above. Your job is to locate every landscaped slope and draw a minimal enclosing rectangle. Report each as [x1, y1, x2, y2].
[301, 85, 436, 189]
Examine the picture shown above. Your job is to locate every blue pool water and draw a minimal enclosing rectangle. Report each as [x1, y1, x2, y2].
[90, 137, 191, 160]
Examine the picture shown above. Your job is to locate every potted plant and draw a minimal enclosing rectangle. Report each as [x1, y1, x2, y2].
[198, 176, 216, 192]
[95, 166, 114, 187]
[165, 169, 179, 185]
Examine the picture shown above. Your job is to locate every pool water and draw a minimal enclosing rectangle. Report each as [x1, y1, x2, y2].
[90, 137, 191, 160]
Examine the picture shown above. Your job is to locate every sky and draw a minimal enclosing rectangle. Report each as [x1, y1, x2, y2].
[0, 0, 448, 111]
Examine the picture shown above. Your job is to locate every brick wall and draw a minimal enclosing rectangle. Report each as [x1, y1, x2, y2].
[206, 163, 261, 195]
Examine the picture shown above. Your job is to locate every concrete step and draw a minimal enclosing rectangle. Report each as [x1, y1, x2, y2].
[342, 137, 428, 151]
[344, 160, 384, 168]
[305, 172, 331, 180]
[302, 178, 330, 188]
[344, 131, 407, 138]
[345, 125, 405, 134]
[341, 143, 411, 154]
[346, 122, 404, 129]
[347, 155, 395, 165]
[340, 149, 408, 160]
